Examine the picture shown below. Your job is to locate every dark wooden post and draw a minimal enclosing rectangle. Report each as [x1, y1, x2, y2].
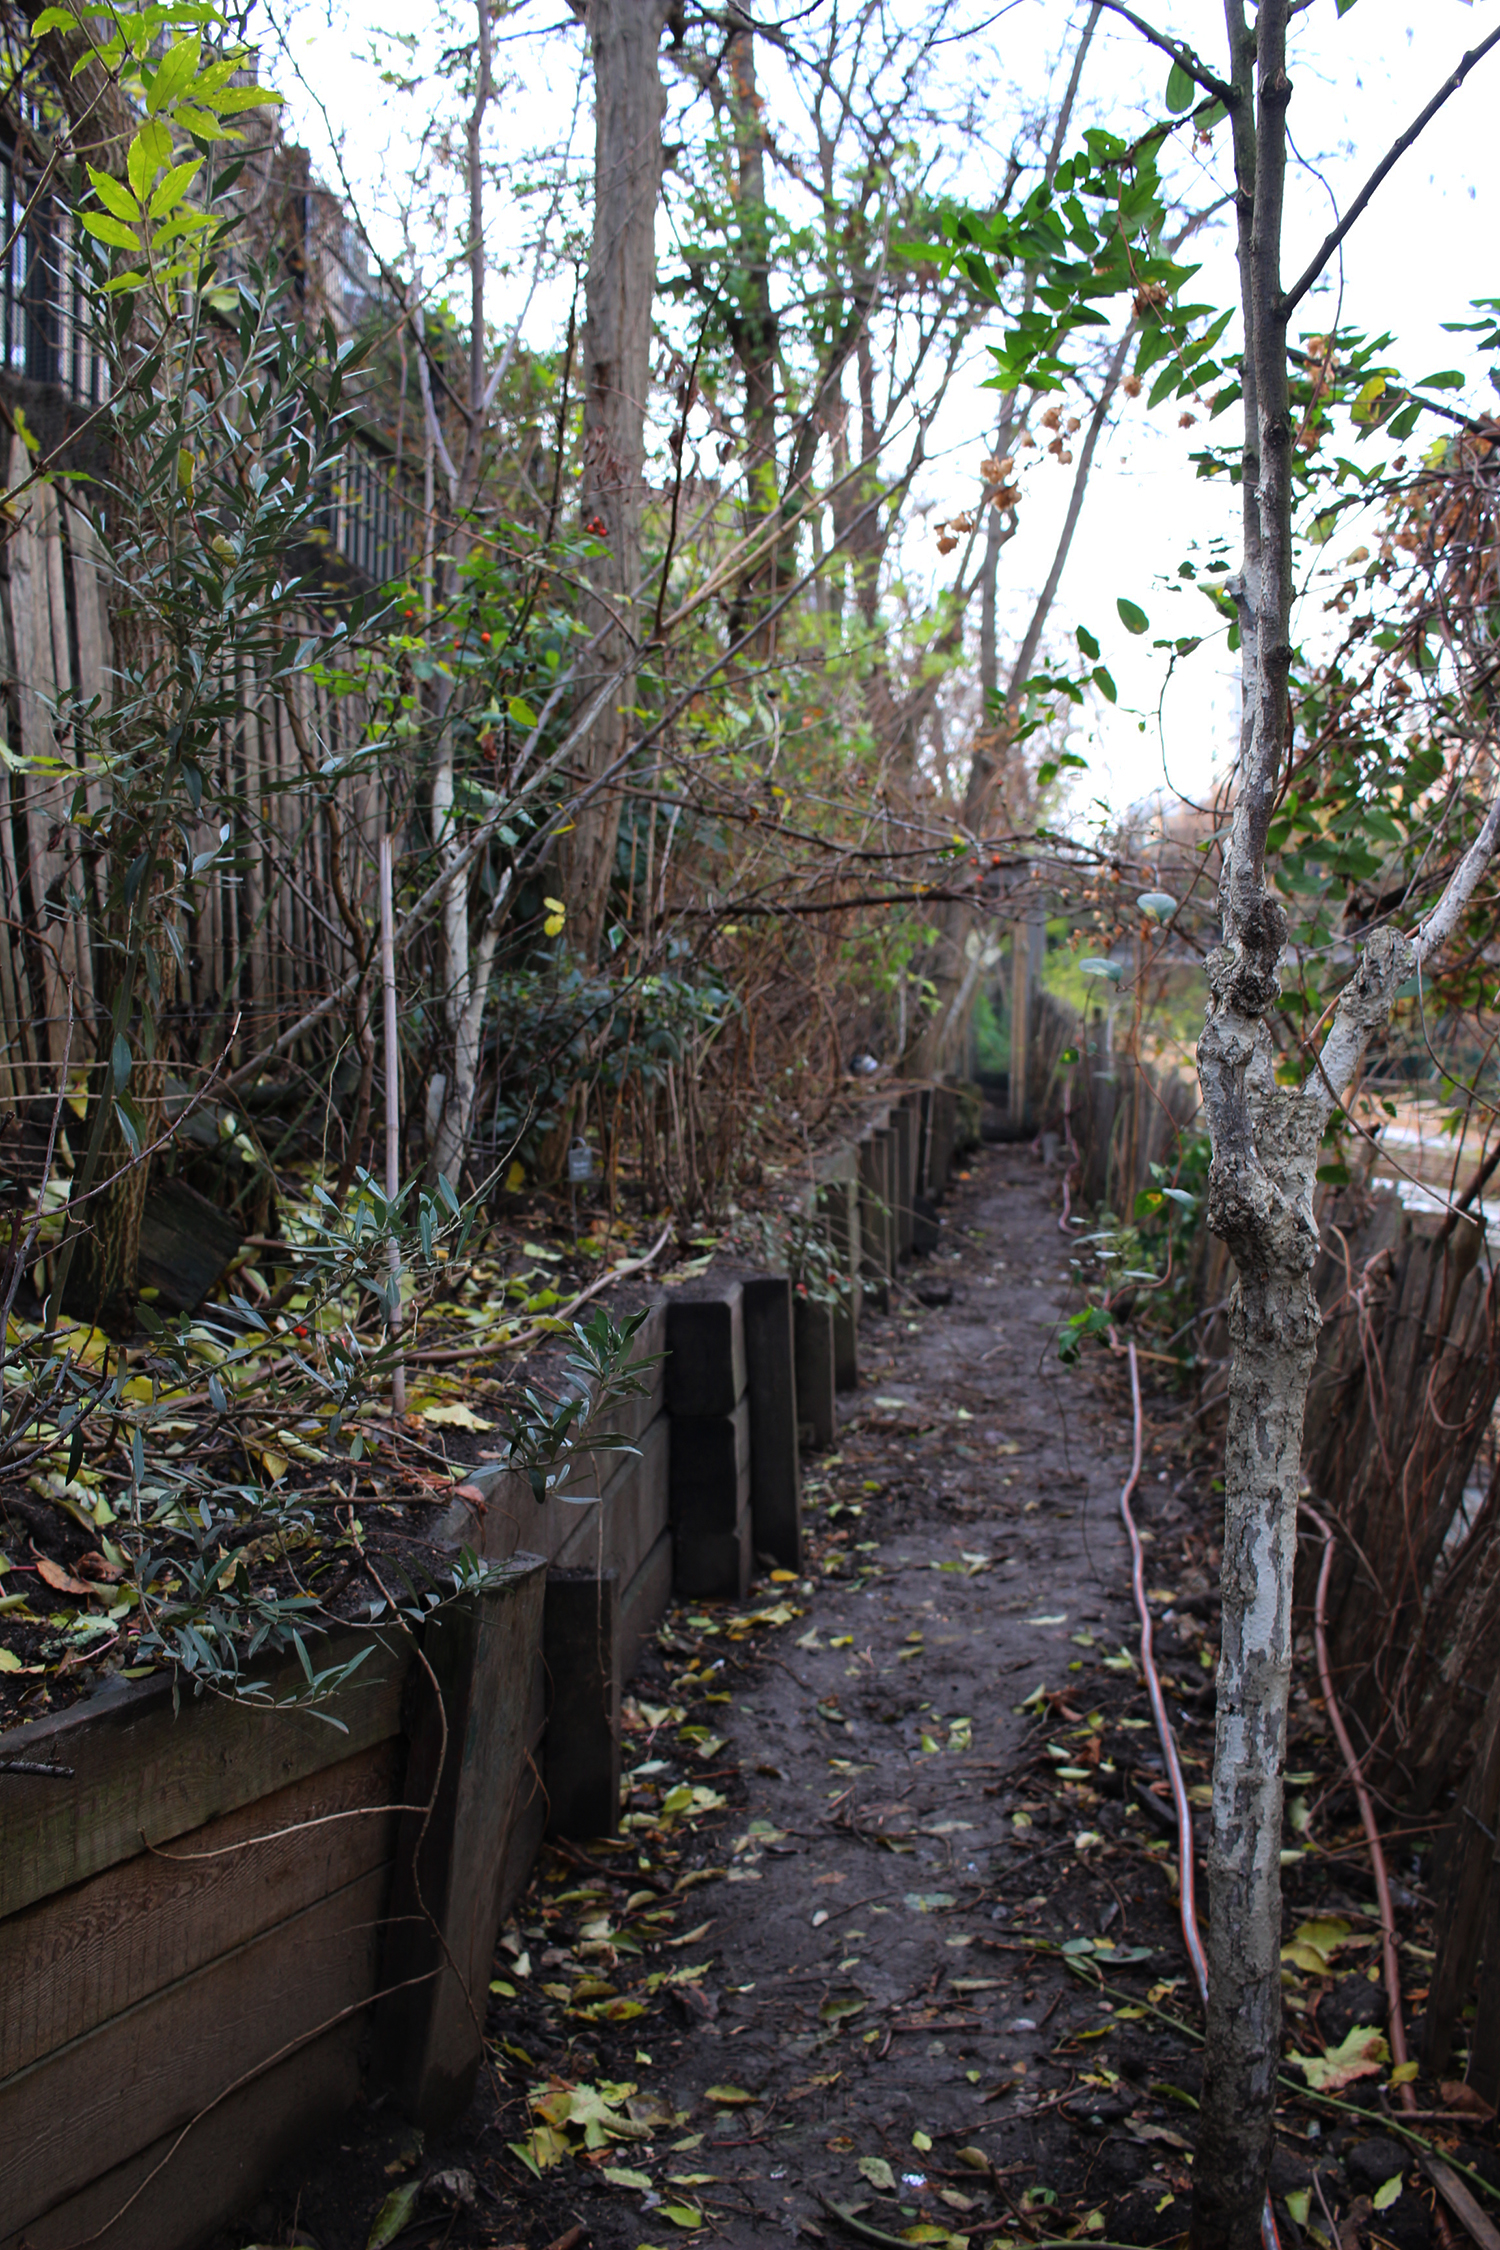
[544, 1567, 620, 1841]
[740, 1272, 802, 1570]
[374, 1552, 547, 2126]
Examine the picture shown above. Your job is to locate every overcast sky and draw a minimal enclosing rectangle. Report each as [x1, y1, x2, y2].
[258, 0, 1500, 822]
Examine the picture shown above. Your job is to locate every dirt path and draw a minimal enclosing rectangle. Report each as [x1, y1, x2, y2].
[228, 1146, 1218, 2250]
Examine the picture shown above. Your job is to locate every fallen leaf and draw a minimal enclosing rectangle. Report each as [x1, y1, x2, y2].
[1289, 2025, 1390, 2091]
[1440, 2080, 1497, 2120]
[1373, 2176, 1405, 2212]
[366, 2181, 421, 2248]
[419, 1401, 495, 1431]
[602, 2166, 654, 2191]
[704, 2084, 757, 2105]
[1291, 1917, 1353, 1957]
[903, 1892, 954, 1913]
[34, 1554, 96, 1598]
[659, 2204, 704, 2229]
[859, 2156, 898, 2193]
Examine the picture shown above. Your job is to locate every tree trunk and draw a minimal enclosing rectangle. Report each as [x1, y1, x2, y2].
[564, 0, 668, 964]
[723, 8, 781, 657]
[1190, 7, 1500, 2241]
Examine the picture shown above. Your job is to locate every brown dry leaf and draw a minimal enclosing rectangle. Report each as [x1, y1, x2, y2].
[77, 1552, 123, 1583]
[34, 1553, 96, 1598]
[1441, 2081, 1497, 2122]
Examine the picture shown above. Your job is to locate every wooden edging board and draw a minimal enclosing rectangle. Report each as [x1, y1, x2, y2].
[0, 1557, 548, 2248]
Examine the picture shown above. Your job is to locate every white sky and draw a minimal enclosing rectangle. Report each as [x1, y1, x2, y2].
[258, 0, 1500, 821]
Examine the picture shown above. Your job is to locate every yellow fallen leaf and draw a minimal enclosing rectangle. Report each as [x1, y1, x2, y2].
[417, 1401, 495, 1431]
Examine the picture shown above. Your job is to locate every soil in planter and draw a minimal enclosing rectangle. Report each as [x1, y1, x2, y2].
[212, 1147, 1493, 2250]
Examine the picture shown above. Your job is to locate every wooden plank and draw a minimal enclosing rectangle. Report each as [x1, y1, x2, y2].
[617, 1525, 673, 1688]
[544, 1567, 620, 1840]
[665, 1279, 746, 1417]
[63, 497, 111, 711]
[794, 1296, 836, 1450]
[0, 1736, 402, 2078]
[373, 1552, 547, 2125]
[741, 1272, 802, 1571]
[1468, 1863, 1500, 2108]
[553, 1411, 669, 1581]
[1425, 1676, 1500, 2073]
[0, 1623, 410, 1921]
[496, 1617, 548, 1931]
[0, 1859, 391, 2233]
[6, 438, 70, 1063]
[0, 2019, 363, 2250]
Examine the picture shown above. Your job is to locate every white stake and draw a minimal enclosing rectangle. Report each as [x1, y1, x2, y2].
[379, 831, 406, 1416]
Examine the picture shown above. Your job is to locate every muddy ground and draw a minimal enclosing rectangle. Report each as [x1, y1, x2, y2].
[222, 1146, 1497, 2250]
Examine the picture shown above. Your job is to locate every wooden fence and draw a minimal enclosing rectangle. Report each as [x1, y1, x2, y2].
[0, 436, 397, 1108]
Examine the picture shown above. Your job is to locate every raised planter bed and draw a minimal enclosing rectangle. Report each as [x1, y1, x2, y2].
[0, 1552, 544, 2250]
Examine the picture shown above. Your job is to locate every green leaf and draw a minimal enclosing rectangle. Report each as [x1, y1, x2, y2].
[1117, 597, 1149, 634]
[31, 8, 81, 30]
[1080, 957, 1123, 982]
[81, 211, 143, 253]
[1165, 59, 1196, 112]
[1075, 623, 1100, 660]
[508, 694, 538, 728]
[1092, 665, 1117, 703]
[127, 119, 172, 202]
[111, 1032, 132, 1091]
[366, 2180, 421, 2249]
[146, 33, 202, 115]
[86, 165, 143, 222]
[1373, 2176, 1405, 2212]
[1060, 1046, 1079, 1064]
[859, 2156, 898, 2194]
[112, 1098, 142, 1161]
[149, 158, 202, 218]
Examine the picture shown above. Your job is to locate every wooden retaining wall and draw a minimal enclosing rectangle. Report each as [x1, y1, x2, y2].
[0, 1557, 544, 2250]
[0, 1080, 970, 2250]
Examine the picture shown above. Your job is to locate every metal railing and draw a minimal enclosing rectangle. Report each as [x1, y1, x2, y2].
[0, 153, 110, 406]
[0, 135, 419, 590]
[314, 438, 421, 590]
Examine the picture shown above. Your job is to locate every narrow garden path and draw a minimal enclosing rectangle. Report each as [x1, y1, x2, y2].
[229, 1145, 1225, 2250]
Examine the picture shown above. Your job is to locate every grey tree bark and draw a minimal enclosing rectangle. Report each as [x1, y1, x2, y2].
[564, 0, 670, 965]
